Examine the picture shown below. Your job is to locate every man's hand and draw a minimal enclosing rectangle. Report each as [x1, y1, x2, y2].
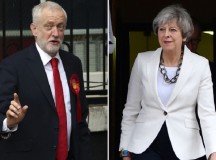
[6, 93, 28, 128]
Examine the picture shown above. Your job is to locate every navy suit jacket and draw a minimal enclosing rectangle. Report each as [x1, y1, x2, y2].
[0, 44, 91, 160]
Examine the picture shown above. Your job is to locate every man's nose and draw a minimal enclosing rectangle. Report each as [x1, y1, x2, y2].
[51, 26, 59, 37]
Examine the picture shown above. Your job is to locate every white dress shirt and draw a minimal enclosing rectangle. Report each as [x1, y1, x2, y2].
[36, 43, 72, 149]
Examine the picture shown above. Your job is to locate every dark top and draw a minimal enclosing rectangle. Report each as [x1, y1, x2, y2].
[209, 61, 216, 107]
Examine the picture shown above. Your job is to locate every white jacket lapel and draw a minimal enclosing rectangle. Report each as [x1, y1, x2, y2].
[166, 46, 193, 106]
[146, 48, 166, 109]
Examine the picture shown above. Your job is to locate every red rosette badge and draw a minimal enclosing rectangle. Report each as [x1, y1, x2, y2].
[70, 74, 81, 123]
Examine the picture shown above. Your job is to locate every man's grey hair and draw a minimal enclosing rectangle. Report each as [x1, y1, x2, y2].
[32, 1, 67, 24]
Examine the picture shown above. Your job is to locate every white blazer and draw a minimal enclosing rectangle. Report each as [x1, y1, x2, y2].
[119, 46, 216, 159]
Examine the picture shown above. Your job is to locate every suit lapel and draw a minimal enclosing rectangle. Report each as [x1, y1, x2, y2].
[59, 52, 74, 85]
[59, 52, 77, 124]
[146, 48, 165, 108]
[25, 45, 55, 109]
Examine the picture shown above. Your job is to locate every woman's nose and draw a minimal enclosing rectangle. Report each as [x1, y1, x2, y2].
[164, 30, 170, 37]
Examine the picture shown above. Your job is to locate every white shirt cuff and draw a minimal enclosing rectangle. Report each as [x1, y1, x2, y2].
[2, 118, 18, 132]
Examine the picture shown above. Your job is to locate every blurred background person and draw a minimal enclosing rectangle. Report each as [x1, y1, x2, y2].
[186, 18, 216, 105]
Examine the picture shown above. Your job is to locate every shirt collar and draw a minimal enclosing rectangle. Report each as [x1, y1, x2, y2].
[35, 43, 60, 66]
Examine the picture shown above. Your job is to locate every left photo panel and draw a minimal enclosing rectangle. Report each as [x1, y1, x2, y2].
[0, 0, 108, 160]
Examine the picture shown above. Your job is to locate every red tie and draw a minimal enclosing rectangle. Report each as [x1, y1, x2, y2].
[50, 58, 68, 160]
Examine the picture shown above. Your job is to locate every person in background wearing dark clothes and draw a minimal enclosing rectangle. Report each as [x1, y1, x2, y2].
[209, 62, 216, 104]
[186, 17, 216, 160]
[119, 4, 216, 160]
[0, 1, 91, 160]
[186, 18, 216, 105]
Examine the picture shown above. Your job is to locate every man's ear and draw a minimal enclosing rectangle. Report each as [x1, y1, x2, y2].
[30, 23, 37, 37]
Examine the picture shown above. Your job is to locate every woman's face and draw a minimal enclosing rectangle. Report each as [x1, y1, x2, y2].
[157, 20, 186, 53]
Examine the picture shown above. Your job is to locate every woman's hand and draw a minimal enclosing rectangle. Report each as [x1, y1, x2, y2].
[123, 157, 131, 160]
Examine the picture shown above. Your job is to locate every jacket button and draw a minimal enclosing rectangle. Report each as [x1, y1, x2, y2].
[53, 145, 57, 150]
[163, 111, 167, 116]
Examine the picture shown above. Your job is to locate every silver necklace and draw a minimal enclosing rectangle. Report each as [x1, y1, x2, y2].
[159, 52, 183, 84]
